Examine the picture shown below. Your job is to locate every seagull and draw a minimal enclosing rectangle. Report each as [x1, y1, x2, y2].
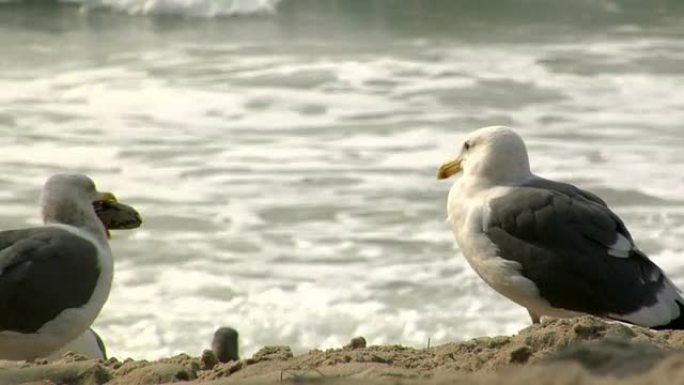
[437, 126, 684, 329]
[47, 328, 107, 360]
[0, 173, 140, 360]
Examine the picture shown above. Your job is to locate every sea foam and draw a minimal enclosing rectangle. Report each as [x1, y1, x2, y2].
[70, 0, 282, 16]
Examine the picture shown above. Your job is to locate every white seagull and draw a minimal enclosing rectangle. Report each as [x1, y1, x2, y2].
[438, 126, 684, 329]
[0, 174, 139, 360]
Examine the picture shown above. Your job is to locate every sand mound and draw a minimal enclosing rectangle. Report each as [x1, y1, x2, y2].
[3, 316, 684, 385]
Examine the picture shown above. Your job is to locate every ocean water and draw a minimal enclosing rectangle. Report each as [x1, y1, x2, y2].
[2, 0, 684, 360]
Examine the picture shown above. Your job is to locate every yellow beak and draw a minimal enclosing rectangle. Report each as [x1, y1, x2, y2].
[97, 192, 118, 203]
[437, 158, 463, 180]
[95, 192, 117, 240]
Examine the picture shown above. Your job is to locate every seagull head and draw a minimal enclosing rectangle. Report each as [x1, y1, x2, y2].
[437, 126, 531, 184]
[41, 173, 116, 210]
[41, 174, 120, 235]
[41, 174, 113, 213]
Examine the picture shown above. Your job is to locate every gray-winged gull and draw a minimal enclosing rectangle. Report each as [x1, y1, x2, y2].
[0, 173, 140, 360]
[437, 126, 684, 329]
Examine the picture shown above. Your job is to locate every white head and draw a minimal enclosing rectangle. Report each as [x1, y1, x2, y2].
[437, 126, 531, 184]
[40, 174, 116, 240]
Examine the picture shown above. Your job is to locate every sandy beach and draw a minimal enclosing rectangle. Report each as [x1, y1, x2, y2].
[3, 316, 684, 385]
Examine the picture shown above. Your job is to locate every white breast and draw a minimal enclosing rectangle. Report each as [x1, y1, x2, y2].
[446, 181, 578, 318]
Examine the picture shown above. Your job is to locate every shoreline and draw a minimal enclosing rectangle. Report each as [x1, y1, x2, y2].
[3, 316, 684, 385]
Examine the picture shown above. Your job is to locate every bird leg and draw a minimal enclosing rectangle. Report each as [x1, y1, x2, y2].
[527, 309, 541, 324]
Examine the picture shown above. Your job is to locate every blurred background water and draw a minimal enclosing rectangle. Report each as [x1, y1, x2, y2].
[1, 0, 684, 359]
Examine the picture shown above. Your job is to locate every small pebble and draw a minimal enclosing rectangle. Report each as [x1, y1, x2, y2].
[201, 349, 219, 370]
[344, 337, 367, 350]
[509, 345, 532, 364]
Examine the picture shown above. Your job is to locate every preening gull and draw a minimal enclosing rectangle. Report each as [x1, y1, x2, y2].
[0, 174, 141, 360]
[438, 126, 684, 329]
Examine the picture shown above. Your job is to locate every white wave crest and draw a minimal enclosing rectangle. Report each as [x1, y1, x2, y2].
[77, 0, 283, 17]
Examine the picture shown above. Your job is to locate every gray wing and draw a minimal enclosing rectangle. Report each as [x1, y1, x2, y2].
[524, 177, 609, 208]
[0, 227, 100, 333]
[486, 178, 671, 319]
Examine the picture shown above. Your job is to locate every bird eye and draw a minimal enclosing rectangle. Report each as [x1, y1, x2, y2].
[463, 141, 471, 151]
